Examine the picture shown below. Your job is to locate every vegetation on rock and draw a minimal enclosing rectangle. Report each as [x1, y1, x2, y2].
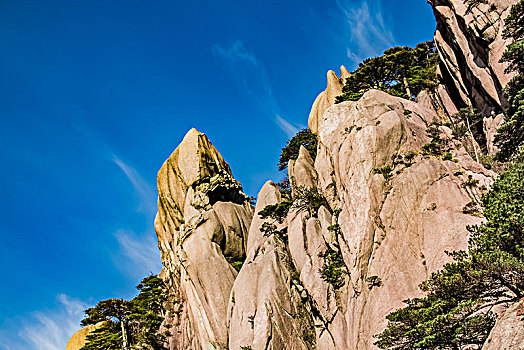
[372, 165, 393, 181]
[259, 200, 293, 223]
[292, 186, 330, 218]
[422, 124, 449, 157]
[496, 0, 524, 161]
[450, 107, 484, 161]
[318, 245, 346, 289]
[375, 150, 524, 349]
[336, 41, 439, 103]
[366, 276, 383, 290]
[81, 275, 169, 350]
[278, 129, 318, 171]
[319, 216, 348, 289]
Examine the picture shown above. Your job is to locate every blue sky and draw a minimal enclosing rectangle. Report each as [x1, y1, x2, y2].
[0, 0, 435, 348]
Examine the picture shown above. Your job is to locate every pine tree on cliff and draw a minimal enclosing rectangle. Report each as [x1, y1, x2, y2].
[375, 149, 524, 349]
[496, 0, 524, 161]
[335, 41, 438, 103]
[80, 275, 169, 350]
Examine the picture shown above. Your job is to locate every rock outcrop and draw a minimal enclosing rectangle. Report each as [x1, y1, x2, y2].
[228, 181, 316, 350]
[155, 83, 496, 349]
[155, 128, 254, 349]
[149, 2, 520, 348]
[303, 88, 494, 349]
[67, 1, 522, 348]
[430, 0, 517, 153]
[308, 66, 350, 134]
[66, 323, 104, 350]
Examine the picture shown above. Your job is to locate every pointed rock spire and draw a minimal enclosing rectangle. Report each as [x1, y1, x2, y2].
[308, 67, 346, 133]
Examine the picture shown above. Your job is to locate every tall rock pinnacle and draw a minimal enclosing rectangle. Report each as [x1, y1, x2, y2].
[155, 128, 254, 350]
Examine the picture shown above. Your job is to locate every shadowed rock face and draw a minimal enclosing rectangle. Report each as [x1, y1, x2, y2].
[430, 0, 516, 115]
[429, 0, 517, 153]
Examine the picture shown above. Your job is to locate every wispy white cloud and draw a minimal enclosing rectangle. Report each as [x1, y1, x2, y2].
[213, 40, 303, 136]
[337, 0, 395, 66]
[112, 155, 156, 218]
[275, 115, 300, 138]
[113, 228, 162, 277]
[111, 156, 162, 278]
[0, 294, 89, 350]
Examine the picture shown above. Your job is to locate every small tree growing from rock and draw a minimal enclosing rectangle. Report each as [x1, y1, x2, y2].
[278, 129, 318, 171]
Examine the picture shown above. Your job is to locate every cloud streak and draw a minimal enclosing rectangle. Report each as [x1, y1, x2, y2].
[112, 155, 156, 218]
[113, 228, 162, 277]
[213, 40, 302, 137]
[337, 0, 395, 66]
[111, 156, 162, 278]
[0, 294, 89, 350]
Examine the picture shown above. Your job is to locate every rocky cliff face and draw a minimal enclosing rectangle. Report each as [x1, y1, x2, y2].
[429, 0, 518, 154]
[483, 298, 524, 349]
[68, 1, 520, 349]
[155, 83, 499, 349]
[150, 1, 521, 347]
[304, 86, 496, 349]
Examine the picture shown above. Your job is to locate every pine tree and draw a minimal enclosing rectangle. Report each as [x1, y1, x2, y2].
[278, 129, 318, 171]
[335, 41, 438, 103]
[80, 275, 169, 350]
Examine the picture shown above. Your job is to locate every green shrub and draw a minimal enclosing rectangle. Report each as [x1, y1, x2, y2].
[81, 275, 169, 350]
[278, 129, 318, 171]
[277, 177, 292, 199]
[319, 213, 348, 289]
[366, 275, 382, 290]
[258, 200, 293, 223]
[372, 165, 393, 181]
[319, 247, 347, 289]
[496, 0, 524, 161]
[462, 201, 482, 216]
[292, 186, 330, 218]
[404, 151, 417, 166]
[422, 126, 447, 156]
[462, 175, 479, 188]
[225, 255, 244, 272]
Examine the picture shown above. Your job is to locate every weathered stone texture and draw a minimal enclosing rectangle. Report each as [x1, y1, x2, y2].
[430, 0, 518, 153]
[483, 299, 524, 350]
[155, 128, 253, 349]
